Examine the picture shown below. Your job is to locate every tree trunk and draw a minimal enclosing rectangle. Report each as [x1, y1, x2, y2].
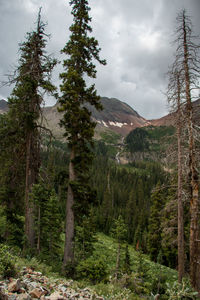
[25, 131, 35, 248]
[183, 14, 200, 291]
[115, 242, 121, 279]
[62, 149, 75, 270]
[177, 74, 184, 282]
[37, 206, 41, 254]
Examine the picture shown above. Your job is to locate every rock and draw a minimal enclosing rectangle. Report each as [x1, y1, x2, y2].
[33, 272, 42, 276]
[57, 284, 67, 293]
[18, 288, 26, 294]
[29, 288, 44, 298]
[0, 267, 104, 300]
[8, 279, 21, 292]
[48, 291, 64, 299]
[0, 288, 8, 300]
[7, 294, 17, 300]
[17, 293, 31, 300]
[25, 281, 38, 291]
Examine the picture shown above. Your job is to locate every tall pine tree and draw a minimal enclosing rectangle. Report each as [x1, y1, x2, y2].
[59, 0, 106, 270]
[7, 9, 57, 249]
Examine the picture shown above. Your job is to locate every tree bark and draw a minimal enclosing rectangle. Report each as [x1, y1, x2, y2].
[25, 131, 35, 248]
[177, 74, 184, 282]
[115, 243, 121, 279]
[37, 206, 41, 254]
[62, 149, 75, 270]
[182, 13, 200, 291]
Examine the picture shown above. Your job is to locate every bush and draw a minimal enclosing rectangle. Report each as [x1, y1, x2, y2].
[0, 244, 17, 278]
[76, 257, 108, 283]
[166, 279, 198, 299]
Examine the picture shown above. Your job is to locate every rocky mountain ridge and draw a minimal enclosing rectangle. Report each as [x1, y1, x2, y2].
[42, 97, 150, 138]
[0, 98, 149, 137]
[1, 97, 199, 138]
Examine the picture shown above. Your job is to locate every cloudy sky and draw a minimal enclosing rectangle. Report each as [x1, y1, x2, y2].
[0, 0, 200, 119]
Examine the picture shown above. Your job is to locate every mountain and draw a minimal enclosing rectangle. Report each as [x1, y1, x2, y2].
[0, 97, 147, 138]
[150, 98, 200, 127]
[42, 97, 148, 138]
[0, 99, 8, 114]
[1, 97, 199, 139]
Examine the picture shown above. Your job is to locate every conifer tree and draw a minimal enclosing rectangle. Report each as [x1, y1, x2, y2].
[111, 215, 127, 279]
[59, 0, 106, 270]
[147, 183, 165, 261]
[0, 113, 25, 246]
[7, 9, 57, 248]
[161, 180, 178, 268]
[31, 183, 62, 261]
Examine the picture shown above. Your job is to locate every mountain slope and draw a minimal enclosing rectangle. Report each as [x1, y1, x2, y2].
[0, 99, 9, 114]
[43, 97, 148, 138]
[150, 98, 200, 127]
[1, 97, 199, 139]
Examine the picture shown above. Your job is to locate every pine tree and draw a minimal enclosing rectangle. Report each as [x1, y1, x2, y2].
[111, 215, 127, 279]
[0, 113, 25, 246]
[59, 0, 106, 270]
[7, 9, 57, 248]
[147, 183, 165, 261]
[31, 183, 62, 262]
[126, 189, 137, 243]
[161, 183, 178, 268]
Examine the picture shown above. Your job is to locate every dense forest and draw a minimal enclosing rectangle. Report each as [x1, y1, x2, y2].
[0, 1, 200, 299]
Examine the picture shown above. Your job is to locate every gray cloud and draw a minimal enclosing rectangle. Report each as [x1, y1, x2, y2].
[0, 0, 200, 119]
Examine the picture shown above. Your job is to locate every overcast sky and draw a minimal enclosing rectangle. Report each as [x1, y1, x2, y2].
[0, 0, 200, 119]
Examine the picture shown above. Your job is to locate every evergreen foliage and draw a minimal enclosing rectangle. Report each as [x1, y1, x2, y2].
[58, 0, 106, 267]
[31, 182, 62, 262]
[1, 3, 199, 295]
[126, 126, 175, 154]
[147, 182, 166, 261]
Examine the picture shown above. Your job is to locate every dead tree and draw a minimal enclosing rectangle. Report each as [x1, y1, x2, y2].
[167, 66, 185, 282]
[173, 9, 200, 290]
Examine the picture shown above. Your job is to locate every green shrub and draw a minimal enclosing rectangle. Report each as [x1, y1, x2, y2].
[166, 279, 198, 299]
[0, 244, 17, 278]
[76, 257, 108, 283]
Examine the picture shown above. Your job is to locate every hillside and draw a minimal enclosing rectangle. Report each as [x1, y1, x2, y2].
[120, 125, 176, 163]
[42, 97, 148, 138]
[0, 99, 9, 114]
[1, 98, 199, 139]
[0, 97, 148, 138]
[150, 98, 200, 127]
[0, 233, 180, 300]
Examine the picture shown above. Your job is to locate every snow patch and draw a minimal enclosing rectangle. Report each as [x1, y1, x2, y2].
[102, 121, 108, 127]
[109, 121, 127, 128]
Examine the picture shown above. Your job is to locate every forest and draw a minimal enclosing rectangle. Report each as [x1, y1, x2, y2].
[0, 1, 200, 299]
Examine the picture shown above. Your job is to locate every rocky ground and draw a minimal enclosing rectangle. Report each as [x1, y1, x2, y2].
[0, 268, 104, 300]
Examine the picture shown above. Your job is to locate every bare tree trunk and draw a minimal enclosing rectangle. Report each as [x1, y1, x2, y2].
[182, 14, 200, 290]
[62, 149, 75, 271]
[177, 75, 184, 282]
[25, 132, 35, 248]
